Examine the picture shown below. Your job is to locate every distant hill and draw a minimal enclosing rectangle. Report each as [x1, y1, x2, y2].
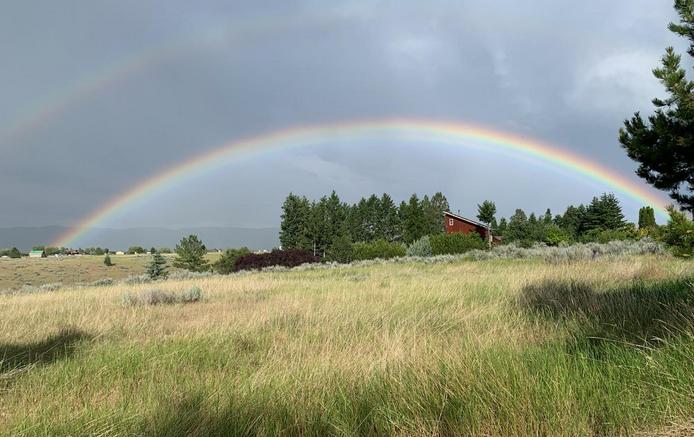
[0, 226, 280, 252]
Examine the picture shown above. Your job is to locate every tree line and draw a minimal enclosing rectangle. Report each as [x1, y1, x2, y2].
[279, 191, 652, 252]
[279, 191, 450, 256]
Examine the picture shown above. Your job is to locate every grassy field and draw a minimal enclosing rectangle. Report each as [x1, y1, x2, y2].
[0, 255, 692, 435]
[0, 253, 222, 291]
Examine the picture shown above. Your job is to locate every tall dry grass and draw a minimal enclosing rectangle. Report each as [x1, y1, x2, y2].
[0, 254, 691, 435]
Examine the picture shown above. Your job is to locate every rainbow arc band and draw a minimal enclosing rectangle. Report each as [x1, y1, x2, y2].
[52, 119, 670, 247]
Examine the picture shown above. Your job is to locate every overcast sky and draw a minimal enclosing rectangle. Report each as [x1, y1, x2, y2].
[0, 1, 685, 233]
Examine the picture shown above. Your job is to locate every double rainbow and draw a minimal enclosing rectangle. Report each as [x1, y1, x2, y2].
[52, 119, 669, 247]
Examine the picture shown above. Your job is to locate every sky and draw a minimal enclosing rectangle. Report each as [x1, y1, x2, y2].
[0, 0, 686, 236]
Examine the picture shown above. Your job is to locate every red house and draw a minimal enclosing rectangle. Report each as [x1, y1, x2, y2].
[444, 211, 499, 244]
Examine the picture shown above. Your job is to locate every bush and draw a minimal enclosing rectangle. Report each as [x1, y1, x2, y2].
[352, 239, 406, 261]
[213, 247, 251, 274]
[430, 232, 486, 255]
[103, 254, 113, 266]
[579, 226, 637, 244]
[121, 286, 203, 306]
[663, 206, 694, 257]
[127, 246, 146, 255]
[543, 225, 573, 246]
[463, 239, 666, 262]
[327, 236, 354, 263]
[233, 249, 319, 272]
[91, 278, 114, 287]
[123, 274, 152, 285]
[0, 248, 22, 258]
[406, 236, 432, 257]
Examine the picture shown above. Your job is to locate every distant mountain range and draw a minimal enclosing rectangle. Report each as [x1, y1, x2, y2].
[0, 226, 280, 252]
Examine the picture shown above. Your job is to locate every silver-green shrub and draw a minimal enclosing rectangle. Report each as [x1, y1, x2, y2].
[406, 236, 432, 257]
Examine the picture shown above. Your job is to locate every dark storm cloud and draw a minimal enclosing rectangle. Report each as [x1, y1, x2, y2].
[0, 0, 683, 229]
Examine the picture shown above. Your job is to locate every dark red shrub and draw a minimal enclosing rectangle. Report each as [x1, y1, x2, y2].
[233, 249, 319, 272]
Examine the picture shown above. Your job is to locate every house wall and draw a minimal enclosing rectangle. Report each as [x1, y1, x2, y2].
[444, 215, 488, 239]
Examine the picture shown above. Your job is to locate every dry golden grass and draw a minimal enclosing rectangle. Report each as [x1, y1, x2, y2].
[0, 255, 692, 435]
[0, 253, 221, 291]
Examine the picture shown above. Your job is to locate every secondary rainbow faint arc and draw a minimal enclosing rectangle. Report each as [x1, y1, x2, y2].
[0, 10, 345, 147]
[52, 119, 670, 247]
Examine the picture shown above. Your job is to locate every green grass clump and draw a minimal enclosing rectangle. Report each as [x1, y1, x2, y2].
[121, 286, 203, 306]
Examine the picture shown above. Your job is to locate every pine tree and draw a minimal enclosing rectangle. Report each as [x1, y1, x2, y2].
[402, 194, 427, 243]
[542, 209, 553, 225]
[506, 209, 529, 242]
[583, 193, 626, 232]
[173, 235, 209, 272]
[379, 193, 402, 242]
[103, 253, 113, 267]
[638, 206, 657, 229]
[146, 251, 168, 279]
[428, 192, 450, 234]
[557, 204, 586, 238]
[619, 0, 694, 211]
[279, 193, 311, 250]
[495, 218, 508, 237]
[476, 200, 497, 226]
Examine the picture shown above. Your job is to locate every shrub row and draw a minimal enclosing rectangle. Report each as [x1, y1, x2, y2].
[233, 249, 319, 272]
[429, 232, 486, 255]
[351, 239, 406, 261]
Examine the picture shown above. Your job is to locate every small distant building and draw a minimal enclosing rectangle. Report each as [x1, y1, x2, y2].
[29, 249, 45, 258]
[115, 251, 125, 255]
[444, 211, 501, 244]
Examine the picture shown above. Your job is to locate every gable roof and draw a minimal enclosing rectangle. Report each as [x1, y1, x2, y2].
[443, 211, 488, 229]
[29, 249, 44, 254]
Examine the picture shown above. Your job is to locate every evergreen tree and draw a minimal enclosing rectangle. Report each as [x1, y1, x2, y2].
[173, 235, 209, 272]
[103, 253, 113, 266]
[361, 194, 380, 241]
[583, 193, 626, 232]
[542, 209, 553, 225]
[279, 193, 311, 250]
[146, 251, 168, 279]
[402, 194, 427, 243]
[638, 206, 657, 229]
[324, 191, 348, 245]
[495, 217, 508, 237]
[619, 0, 694, 211]
[306, 192, 348, 257]
[8, 247, 21, 258]
[557, 204, 586, 238]
[379, 193, 402, 242]
[476, 200, 497, 226]
[506, 209, 529, 242]
[421, 195, 438, 236]
[428, 192, 450, 234]
[308, 197, 329, 256]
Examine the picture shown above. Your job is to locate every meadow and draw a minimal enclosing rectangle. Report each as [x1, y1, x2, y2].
[0, 254, 692, 435]
[0, 253, 222, 291]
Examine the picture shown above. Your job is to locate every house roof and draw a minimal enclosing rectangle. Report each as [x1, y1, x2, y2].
[443, 211, 488, 229]
[29, 249, 44, 254]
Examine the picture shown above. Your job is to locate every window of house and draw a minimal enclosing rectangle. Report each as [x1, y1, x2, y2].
[449, 218, 454, 226]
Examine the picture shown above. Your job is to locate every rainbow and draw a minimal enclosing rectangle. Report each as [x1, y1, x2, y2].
[0, 10, 349, 148]
[52, 119, 670, 247]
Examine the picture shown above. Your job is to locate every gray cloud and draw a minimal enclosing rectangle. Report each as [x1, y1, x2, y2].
[0, 0, 683, 235]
